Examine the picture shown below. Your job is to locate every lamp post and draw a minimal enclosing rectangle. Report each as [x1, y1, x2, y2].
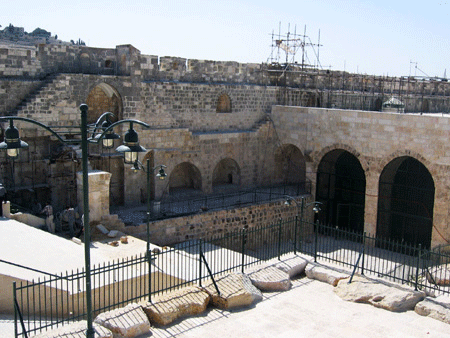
[0, 104, 152, 338]
[284, 196, 322, 254]
[130, 158, 166, 302]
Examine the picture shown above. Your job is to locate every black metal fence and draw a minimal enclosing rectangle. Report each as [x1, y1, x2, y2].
[13, 217, 450, 337]
[155, 182, 310, 220]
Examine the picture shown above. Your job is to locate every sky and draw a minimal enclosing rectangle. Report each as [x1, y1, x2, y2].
[2, 0, 449, 77]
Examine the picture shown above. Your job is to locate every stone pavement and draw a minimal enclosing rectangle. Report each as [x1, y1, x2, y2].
[149, 277, 450, 338]
[2, 273, 450, 337]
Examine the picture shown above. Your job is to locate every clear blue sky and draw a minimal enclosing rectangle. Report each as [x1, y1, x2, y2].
[2, 0, 449, 77]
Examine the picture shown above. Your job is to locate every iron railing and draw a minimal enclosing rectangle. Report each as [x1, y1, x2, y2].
[13, 217, 450, 337]
[133, 182, 310, 222]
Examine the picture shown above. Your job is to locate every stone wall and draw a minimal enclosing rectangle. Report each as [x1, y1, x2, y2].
[110, 198, 312, 246]
[1, 43, 450, 116]
[271, 105, 450, 247]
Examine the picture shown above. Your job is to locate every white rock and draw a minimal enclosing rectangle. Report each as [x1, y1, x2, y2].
[107, 230, 119, 238]
[415, 295, 450, 324]
[94, 303, 150, 338]
[142, 286, 210, 326]
[96, 224, 109, 235]
[247, 265, 291, 291]
[266, 254, 308, 278]
[334, 275, 425, 312]
[305, 263, 349, 286]
[203, 272, 263, 310]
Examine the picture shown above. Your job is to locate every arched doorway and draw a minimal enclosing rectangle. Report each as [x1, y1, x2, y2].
[86, 83, 122, 124]
[87, 83, 124, 205]
[212, 158, 240, 193]
[274, 144, 306, 185]
[316, 150, 366, 232]
[169, 162, 202, 197]
[377, 157, 434, 249]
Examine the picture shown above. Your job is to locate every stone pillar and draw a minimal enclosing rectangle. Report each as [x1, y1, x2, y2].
[76, 170, 112, 224]
[364, 171, 380, 237]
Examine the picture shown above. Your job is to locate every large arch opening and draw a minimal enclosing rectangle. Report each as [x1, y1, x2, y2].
[377, 156, 434, 249]
[274, 144, 306, 185]
[212, 158, 240, 193]
[316, 150, 366, 233]
[87, 83, 124, 205]
[169, 162, 203, 197]
[86, 83, 123, 124]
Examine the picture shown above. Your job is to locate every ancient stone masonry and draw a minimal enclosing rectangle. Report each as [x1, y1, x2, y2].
[1, 40, 450, 250]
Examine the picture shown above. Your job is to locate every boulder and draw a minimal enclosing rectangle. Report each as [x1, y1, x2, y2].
[94, 303, 150, 338]
[142, 286, 210, 326]
[305, 263, 349, 286]
[247, 265, 291, 291]
[426, 265, 450, 286]
[335, 275, 425, 312]
[415, 295, 450, 324]
[266, 254, 308, 278]
[203, 272, 263, 310]
[31, 320, 112, 338]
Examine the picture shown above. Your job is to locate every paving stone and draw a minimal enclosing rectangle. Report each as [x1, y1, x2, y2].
[94, 303, 150, 338]
[31, 320, 112, 338]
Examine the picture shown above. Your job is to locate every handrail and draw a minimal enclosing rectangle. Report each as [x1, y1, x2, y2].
[1, 259, 70, 281]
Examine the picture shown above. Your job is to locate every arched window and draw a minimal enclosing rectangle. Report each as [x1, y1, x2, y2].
[216, 93, 232, 113]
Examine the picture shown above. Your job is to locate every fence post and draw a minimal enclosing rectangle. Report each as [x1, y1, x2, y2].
[148, 252, 152, 303]
[361, 232, 366, 276]
[278, 218, 283, 260]
[314, 220, 318, 263]
[415, 243, 422, 291]
[241, 225, 248, 273]
[198, 240, 203, 287]
[13, 281, 17, 338]
[293, 215, 298, 255]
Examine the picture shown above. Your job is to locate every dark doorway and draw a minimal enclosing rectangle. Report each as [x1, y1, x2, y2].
[377, 157, 434, 249]
[316, 150, 366, 233]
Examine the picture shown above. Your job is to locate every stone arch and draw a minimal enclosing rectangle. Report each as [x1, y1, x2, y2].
[377, 156, 435, 249]
[313, 144, 368, 173]
[373, 97, 382, 111]
[274, 144, 306, 185]
[216, 93, 232, 113]
[86, 83, 123, 124]
[212, 158, 240, 191]
[315, 149, 366, 232]
[421, 99, 430, 112]
[169, 162, 202, 194]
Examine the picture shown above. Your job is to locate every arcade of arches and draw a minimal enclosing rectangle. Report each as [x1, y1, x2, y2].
[315, 150, 435, 249]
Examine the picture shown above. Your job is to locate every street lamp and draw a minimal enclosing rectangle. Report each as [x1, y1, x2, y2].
[130, 159, 166, 302]
[284, 196, 322, 254]
[0, 104, 151, 338]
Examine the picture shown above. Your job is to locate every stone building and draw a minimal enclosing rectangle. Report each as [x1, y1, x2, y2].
[1, 42, 450, 249]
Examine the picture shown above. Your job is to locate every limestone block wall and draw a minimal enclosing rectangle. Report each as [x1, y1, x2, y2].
[0, 78, 43, 114]
[140, 81, 275, 131]
[125, 120, 279, 204]
[0, 46, 42, 77]
[271, 105, 450, 247]
[116, 198, 312, 246]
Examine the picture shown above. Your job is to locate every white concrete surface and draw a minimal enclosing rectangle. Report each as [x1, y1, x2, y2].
[0, 217, 153, 281]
